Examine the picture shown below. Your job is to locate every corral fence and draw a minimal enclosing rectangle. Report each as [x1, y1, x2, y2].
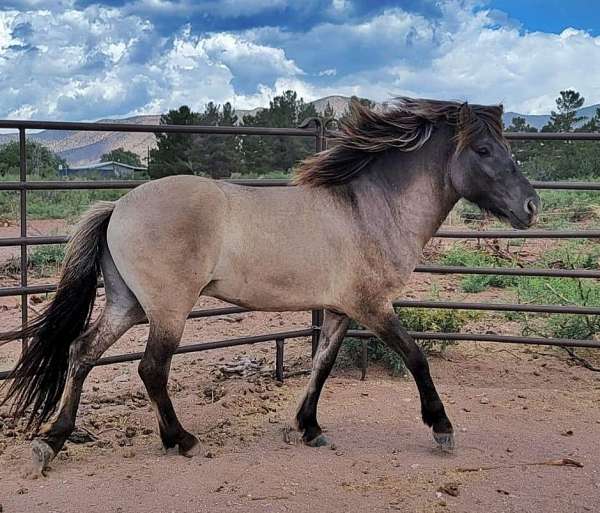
[0, 119, 598, 382]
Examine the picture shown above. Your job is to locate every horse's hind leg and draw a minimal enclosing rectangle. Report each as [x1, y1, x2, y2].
[293, 310, 350, 446]
[30, 251, 144, 476]
[138, 317, 199, 457]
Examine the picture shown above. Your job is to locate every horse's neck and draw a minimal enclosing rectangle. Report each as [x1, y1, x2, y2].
[351, 136, 459, 252]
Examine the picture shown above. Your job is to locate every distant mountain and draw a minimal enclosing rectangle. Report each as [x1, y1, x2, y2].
[0, 115, 160, 166]
[503, 104, 600, 130]
[1, 96, 598, 166]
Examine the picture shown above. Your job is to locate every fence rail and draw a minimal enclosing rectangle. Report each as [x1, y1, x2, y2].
[0, 120, 598, 382]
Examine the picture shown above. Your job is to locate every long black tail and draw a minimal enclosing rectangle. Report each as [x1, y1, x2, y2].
[0, 201, 115, 430]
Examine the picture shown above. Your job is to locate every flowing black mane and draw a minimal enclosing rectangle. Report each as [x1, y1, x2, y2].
[294, 97, 506, 187]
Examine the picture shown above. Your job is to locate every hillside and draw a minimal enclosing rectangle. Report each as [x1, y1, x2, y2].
[503, 103, 600, 129]
[0, 115, 160, 166]
[1, 96, 597, 165]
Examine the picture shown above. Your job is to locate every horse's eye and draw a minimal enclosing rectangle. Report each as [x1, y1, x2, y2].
[474, 147, 490, 157]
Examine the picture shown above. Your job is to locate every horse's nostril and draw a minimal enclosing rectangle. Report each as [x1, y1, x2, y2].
[525, 198, 538, 216]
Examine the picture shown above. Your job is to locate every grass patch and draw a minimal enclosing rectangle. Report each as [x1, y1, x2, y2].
[439, 245, 515, 293]
[455, 187, 600, 229]
[0, 175, 127, 221]
[2, 244, 65, 277]
[513, 241, 600, 340]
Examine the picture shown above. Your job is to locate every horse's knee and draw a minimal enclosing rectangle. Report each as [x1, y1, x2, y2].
[138, 357, 162, 390]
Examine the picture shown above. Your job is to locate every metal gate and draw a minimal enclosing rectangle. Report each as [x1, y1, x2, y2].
[0, 120, 598, 381]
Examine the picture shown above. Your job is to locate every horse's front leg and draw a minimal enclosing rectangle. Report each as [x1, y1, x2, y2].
[293, 310, 350, 446]
[357, 308, 454, 451]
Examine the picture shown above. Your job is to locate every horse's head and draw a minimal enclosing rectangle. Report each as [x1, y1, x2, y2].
[448, 103, 540, 229]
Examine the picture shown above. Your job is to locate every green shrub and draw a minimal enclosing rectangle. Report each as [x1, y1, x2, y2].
[540, 240, 599, 270]
[455, 186, 600, 229]
[439, 246, 515, 292]
[0, 175, 126, 221]
[2, 244, 65, 277]
[341, 308, 473, 376]
[513, 241, 599, 340]
[537, 188, 600, 226]
[516, 276, 600, 340]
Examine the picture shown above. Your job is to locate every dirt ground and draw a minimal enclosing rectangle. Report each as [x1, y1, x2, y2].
[1, 294, 599, 513]
[1, 220, 599, 512]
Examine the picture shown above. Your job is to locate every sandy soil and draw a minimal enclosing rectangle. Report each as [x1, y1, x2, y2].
[1, 297, 599, 513]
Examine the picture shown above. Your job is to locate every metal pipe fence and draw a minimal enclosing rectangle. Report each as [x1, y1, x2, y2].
[0, 119, 598, 382]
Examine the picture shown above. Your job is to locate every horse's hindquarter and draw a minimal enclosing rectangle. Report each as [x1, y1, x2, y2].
[106, 176, 228, 318]
[205, 183, 354, 311]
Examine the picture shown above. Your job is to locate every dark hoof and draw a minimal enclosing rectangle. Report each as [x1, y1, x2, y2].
[282, 425, 330, 447]
[23, 439, 55, 478]
[178, 433, 201, 458]
[433, 430, 455, 452]
[305, 434, 329, 448]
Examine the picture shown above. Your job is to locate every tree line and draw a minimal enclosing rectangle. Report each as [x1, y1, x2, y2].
[148, 90, 327, 179]
[0, 89, 597, 182]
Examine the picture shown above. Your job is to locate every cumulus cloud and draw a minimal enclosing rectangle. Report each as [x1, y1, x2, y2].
[247, 1, 600, 114]
[0, 5, 303, 119]
[121, 0, 290, 18]
[1, 0, 600, 121]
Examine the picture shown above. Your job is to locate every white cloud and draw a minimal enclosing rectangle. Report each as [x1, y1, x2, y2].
[0, 6, 304, 120]
[318, 68, 337, 77]
[2, 0, 600, 122]
[247, 1, 600, 114]
[122, 0, 289, 19]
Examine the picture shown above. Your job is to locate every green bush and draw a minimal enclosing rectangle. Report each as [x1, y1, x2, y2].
[341, 308, 473, 376]
[513, 241, 600, 340]
[0, 175, 125, 221]
[455, 186, 600, 229]
[516, 276, 600, 340]
[2, 244, 65, 277]
[439, 246, 515, 292]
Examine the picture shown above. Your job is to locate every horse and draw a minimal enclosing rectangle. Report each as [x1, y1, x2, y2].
[0, 97, 540, 476]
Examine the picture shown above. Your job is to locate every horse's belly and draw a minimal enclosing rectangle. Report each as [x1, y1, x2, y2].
[202, 269, 328, 312]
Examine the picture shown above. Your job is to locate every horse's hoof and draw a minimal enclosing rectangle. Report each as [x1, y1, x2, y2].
[433, 430, 455, 452]
[305, 434, 329, 448]
[23, 439, 55, 478]
[179, 434, 201, 458]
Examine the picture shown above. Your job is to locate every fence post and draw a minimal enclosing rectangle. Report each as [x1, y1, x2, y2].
[275, 338, 284, 382]
[313, 118, 327, 357]
[360, 340, 368, 380]
[298, 116, 328, 358]
[19, 128, 28, 353]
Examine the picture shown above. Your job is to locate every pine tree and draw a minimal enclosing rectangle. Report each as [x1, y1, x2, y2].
[506, 117, 538, 165]
[188, 102, 241, 178]
[241, 90, 318, 174]
[149, 103, 243, 179]
[148, 106, 200, 179]
[506, 116, 537, 133]
[542, 90, 586, 132]
[322, 101, 335, 121]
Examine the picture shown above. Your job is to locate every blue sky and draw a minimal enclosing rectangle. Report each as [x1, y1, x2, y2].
[1, 0, 600, 121]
